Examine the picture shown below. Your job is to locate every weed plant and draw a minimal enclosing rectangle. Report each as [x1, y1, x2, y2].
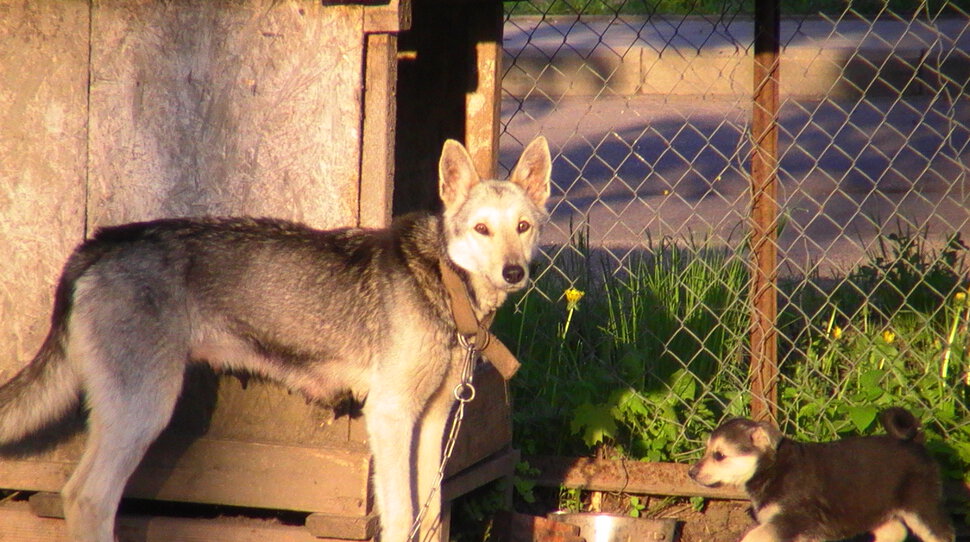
[776, 230, 970, 479]
[494, 227, 970, 486]
[494, 228, 751, 462]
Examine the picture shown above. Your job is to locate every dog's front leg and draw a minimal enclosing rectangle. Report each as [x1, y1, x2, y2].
[414, 376, 460, 542]
[364, 390, 419, 542]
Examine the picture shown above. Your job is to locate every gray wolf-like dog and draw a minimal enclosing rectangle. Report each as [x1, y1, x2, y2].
[689, 407, 953, 542]
[0, 137, 552, 542]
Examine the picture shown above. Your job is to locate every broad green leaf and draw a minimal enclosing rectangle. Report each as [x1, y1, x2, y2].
[570, 402, 618, 447]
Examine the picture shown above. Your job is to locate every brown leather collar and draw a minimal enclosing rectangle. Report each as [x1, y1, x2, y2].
[438, 259, 521, 380]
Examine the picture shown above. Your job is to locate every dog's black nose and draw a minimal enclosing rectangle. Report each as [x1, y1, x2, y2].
[502, 264, 525, 284]
[687, 464, 699, 480]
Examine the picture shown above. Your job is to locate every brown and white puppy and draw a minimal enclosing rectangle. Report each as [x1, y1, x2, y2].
[689, 408, 954, 542]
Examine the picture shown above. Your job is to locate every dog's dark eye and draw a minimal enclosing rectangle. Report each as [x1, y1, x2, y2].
[474, 223, 490, 236]
[712, 451, 725, 461]
[517, 221, 531, 234]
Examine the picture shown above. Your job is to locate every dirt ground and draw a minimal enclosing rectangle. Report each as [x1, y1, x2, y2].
[655, 499, 755, 542]
[524, 489, 756, 542]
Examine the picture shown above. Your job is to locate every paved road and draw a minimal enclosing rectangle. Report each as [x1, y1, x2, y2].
[498, 16, 970, 275]
[500, 94, 970, 275]
[502, 16, 970, 99]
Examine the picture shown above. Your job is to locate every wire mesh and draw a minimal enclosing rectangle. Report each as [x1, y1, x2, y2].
[496, 0, 970, 476]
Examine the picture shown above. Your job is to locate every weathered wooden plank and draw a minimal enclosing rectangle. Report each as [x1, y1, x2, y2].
[528, 456, 970, 505]
[363, 0, 411, 33]
[444, 364, 512, 476]
[27, 492, 62, 519]
[305, 511, 379, 540]
[199, 377, 358, 448]
[359, 32, 398, 229]
[525, 456, 747, 500]
[464, 0, 503, 180]
[0, 501, 336, 542]
[442, 447, 518, 502]
[0, 0, 88, 381]
[0, 438, 372, 516]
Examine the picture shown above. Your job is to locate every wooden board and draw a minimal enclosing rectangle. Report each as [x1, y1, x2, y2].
[359, 32, 398, 229]
[526, 456, 747, 500]
[0, 438, 371, 516]
[0, 501, 332, 542]
[444, 363, 513, 477]
[0, 366, 513, 514]
[463, 0, 503, 180]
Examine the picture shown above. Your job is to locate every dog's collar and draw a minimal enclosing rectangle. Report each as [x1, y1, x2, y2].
[438, 259, 520, 380]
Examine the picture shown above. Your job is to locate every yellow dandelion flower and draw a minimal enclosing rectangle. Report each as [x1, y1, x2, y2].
[830, 325, 843, 340]
[955, 291, 967, 305]
[881, 329, 895, 344]
[564, 288, 585, 312]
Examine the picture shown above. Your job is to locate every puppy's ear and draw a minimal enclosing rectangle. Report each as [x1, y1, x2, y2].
[750, 423, 783, 452]
[439, 139, 481, 211]
[509, 136, 552, 209]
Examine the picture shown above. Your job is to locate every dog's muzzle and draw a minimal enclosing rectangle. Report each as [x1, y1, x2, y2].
[687, 463, 721, 487]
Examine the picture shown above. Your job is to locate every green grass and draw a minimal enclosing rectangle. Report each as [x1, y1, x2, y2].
[494, 229, 752, 461]
[494, 226, 970, 481]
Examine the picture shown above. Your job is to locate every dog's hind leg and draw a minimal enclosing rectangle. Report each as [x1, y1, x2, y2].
[870, 518, 908, 542]
[62, 361, 186, 542]
[739, 523, 782, 542]
[899, 509, 955, 542]
[61, 287, 189, 542]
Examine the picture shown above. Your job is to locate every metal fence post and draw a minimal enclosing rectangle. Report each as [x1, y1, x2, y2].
[749, 0, 781, 423]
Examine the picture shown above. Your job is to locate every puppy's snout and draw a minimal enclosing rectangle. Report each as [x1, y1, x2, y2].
[688, 463, 700, 481]
[502, 264, 525, 284]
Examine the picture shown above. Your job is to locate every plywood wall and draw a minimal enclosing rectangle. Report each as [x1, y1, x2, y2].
[88, 0, 363, 228]
[0, 0, 90, 375]
[0, 0, 369, 449]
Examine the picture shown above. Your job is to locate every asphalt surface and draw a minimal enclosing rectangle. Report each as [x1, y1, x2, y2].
[498, 16, 970, 275]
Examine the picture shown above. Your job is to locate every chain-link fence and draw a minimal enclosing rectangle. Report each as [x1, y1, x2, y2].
[494, 0, 970, 481]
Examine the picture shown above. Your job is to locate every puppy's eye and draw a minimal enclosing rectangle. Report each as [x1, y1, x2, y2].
[517, 221, 531, 234]
[712, 451, 725, 461]
[474, 223, 490, 236]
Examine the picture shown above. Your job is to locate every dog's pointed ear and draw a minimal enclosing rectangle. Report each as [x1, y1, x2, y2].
[439, 139, 481, 210]
[750, 422, 783, 452]
[509, 136, 552, 209]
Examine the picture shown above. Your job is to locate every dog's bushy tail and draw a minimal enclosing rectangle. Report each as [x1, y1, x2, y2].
[879, 407, 923, 442]
[0, 334, 80, 444]
[0, 248, 94, 445]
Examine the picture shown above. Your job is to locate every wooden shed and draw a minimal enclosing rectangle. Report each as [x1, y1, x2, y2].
[0, 0, 510, 540]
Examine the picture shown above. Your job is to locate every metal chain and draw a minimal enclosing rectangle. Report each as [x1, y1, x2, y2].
[407, 334, 479, 542]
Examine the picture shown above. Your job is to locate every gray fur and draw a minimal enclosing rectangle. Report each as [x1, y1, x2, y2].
[0, 137, 552, 542]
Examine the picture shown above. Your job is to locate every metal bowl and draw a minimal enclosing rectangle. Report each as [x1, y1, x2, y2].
[548, 512, 680, 542]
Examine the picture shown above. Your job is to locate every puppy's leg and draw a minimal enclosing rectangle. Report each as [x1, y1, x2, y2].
[739, 523, 782, 542]
[414, 377, 459, 542]
[364, 385, 420, 542]
[870, 518, 908, 542]
[899, 509, 955, 542]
